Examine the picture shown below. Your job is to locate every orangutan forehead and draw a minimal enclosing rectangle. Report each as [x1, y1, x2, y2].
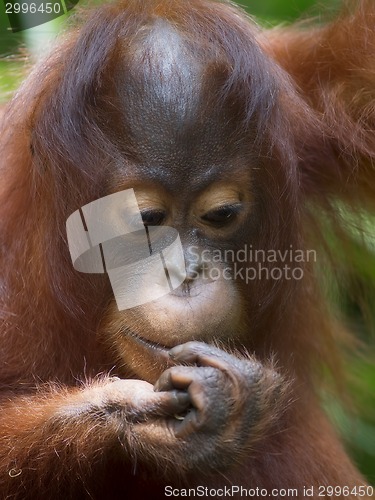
[112, 20, 242, 167]
[119, 19, 204, 125]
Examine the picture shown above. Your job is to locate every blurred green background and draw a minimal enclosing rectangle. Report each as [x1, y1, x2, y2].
[0, 0, 374, 485]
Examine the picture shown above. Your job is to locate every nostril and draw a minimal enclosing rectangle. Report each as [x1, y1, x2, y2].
[181, 281, 192, 295]
[185, 262, 203, 281]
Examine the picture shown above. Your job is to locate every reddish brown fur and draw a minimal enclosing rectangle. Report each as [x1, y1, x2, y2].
[0, 0, 374, 499]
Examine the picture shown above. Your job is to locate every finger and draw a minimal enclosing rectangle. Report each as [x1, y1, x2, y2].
[135, 390, 190, 421]
[169, 341, 236, 371]
[174, 408, 201, 438]
[154, 365, 196, 392]
[155, 366, 222, 413]
[154, 390, 191, 416]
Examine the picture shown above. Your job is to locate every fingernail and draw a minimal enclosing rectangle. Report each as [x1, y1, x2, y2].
[169, 345, 183, 358]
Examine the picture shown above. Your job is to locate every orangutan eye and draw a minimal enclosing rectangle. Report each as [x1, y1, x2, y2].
[201, 204, 242, 226]
[141, 209, 166, 227]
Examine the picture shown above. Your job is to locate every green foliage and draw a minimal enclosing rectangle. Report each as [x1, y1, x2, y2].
[312, 204, 375, 484]
[0, 60, 25, 102]
[325, 359, 375, 483]
[239, 0, 340, 22]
